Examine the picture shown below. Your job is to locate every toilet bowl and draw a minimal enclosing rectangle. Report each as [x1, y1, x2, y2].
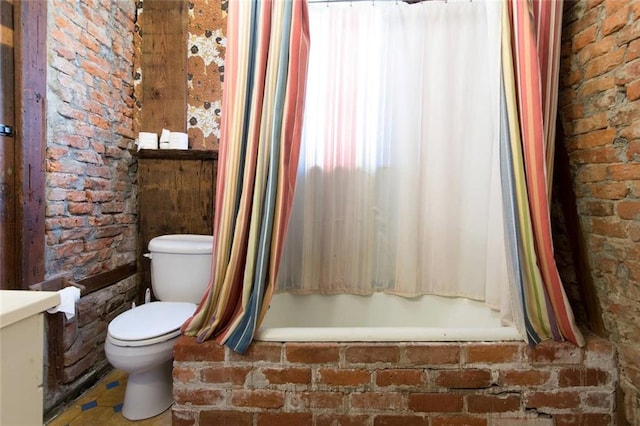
[104, 234, 213, 420]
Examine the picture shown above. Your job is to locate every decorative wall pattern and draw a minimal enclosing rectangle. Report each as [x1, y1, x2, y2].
[132, 1, 143, 137]
[187, 0, 227, 150]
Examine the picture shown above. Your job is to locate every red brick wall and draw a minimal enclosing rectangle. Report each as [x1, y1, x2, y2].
[44, 0, 137, 413]
[558, 1, 640, 423]
[172, 336, 616, 425]
[46, 0, 137, 279]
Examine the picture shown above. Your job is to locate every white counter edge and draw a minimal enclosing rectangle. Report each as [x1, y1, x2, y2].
[0, 290, 61, 329]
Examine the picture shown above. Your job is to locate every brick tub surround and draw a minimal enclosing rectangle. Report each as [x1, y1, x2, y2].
[172, 335, 616, 425]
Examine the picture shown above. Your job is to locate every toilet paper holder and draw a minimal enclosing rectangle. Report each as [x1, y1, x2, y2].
[65, 281, 86, 295]
[29, 277, 86, 295]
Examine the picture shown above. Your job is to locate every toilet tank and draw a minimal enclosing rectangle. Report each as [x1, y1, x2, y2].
[147, 234, 213, 303]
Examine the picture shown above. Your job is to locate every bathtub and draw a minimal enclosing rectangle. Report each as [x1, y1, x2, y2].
[255, 292, 522, 342]
[174, 294, 615, 423]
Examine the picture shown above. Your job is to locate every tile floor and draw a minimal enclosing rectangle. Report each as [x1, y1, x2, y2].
[46, 369, 171, 426]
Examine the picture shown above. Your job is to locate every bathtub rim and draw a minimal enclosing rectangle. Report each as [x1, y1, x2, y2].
[254, 326, 523, 342]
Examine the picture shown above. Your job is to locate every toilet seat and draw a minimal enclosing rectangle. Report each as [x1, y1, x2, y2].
[107, 329, 182, 347]
[108, 301, 196, 347]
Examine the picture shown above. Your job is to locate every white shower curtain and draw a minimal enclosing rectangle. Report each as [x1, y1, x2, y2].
[278, 0, 512, 319]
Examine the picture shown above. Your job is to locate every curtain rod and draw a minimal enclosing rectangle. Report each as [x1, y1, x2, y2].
[307, 0, 467, 3]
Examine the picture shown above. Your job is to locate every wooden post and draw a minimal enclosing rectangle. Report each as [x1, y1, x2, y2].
[14, 0, 47, 288]
[1, 0, 17, 289]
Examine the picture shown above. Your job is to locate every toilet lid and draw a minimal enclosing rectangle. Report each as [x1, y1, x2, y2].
[108, 301, 196, 341]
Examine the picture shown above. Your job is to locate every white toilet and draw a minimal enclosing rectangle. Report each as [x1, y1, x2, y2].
[105, 234, 213, 420]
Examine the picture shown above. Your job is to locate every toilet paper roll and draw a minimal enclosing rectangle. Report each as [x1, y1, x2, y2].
[47, 286, 81, 320]
[160, 128, 171, 143]
[168, 132, 189, 150]
[137, 132, 158, 151]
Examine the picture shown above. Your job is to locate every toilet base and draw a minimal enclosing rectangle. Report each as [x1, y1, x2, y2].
[122, 361, 173, 420]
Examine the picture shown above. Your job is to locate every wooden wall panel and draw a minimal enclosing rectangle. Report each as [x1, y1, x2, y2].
[140, 0, 187, 134]
[135, 150, 217, 304]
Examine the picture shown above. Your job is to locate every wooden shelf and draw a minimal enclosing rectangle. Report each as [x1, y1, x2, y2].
[129, 148, 218, 160]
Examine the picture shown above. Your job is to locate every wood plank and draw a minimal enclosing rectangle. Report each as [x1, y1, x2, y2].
[14, 0, 46, 288]
[75, 262, 137, 295]
[136, 156, 216, 304]
[29, 263, 136, 295]
[46, 312, 65, 387]
[28, 274, 70, 293]
[140, 0, 187, 134]
[0, 0, 16, 289]
[131, 148, 218, 161]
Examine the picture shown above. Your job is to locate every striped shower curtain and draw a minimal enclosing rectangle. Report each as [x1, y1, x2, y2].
[501, 0, 584, 346]
[183, 0, 583, 352]
[181, 0, 310, 353]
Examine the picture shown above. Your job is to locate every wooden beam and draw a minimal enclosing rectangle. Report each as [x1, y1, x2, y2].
[14, 0, 46, 288]
[0, 0, 16, 289]
[75, 262, 137, 295]
[30, 262, 137, 296]
[132, 148, 218, 161]
[140, 0, 187, 134]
